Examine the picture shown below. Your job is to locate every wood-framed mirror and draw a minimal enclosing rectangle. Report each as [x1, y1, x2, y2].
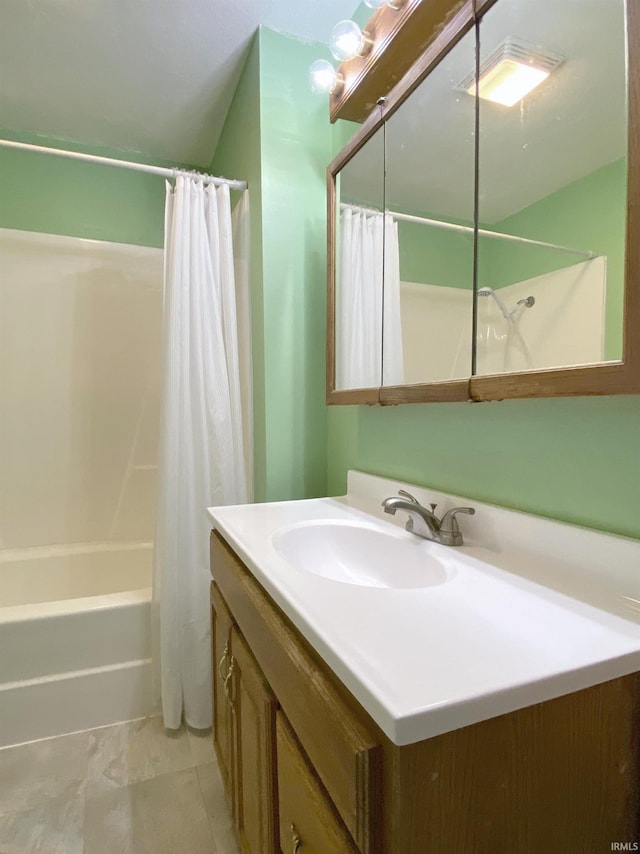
[326, 0, 640, 405]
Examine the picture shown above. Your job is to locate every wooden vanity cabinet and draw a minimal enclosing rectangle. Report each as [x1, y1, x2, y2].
[210, 530, 640, 854]
[276, 711, 359, 854]
[211, 582, 235, 799]
[211, 583, 279, 854]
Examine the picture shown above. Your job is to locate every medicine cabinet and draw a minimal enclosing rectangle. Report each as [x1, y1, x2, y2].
[327, 0, 640, 404]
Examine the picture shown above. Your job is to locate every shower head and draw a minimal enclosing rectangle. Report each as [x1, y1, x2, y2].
[478, 287, 536, 320]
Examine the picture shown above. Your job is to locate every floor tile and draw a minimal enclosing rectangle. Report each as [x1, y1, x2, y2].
[0, 730, 90, 816]
[187, 726, 217, 766]
[197, 762, 239, 854]
[0, 790, 85, 854]
[84, 767, 215, 854]
[86, 715, 194, 794]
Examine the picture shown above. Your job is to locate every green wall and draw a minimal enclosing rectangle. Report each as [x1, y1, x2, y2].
[0, 130, 185, 246]
[211, 37, 267, 502]
[213, 28, 333, 502]
[7, 26, 638, 542]
[327, 395, 640, 539]
[327, 140, 640, 540]
[245, 29, 640, 542]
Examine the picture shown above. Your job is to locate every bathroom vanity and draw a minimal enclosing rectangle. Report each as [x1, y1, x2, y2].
[208, 473, 640, 853]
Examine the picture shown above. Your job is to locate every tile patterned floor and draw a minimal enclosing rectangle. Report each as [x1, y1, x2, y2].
[0, 717, 240, 854]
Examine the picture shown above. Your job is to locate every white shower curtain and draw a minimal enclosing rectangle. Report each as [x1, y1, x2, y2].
[337, 209, 404, 388]
[153, 178, 252, 731]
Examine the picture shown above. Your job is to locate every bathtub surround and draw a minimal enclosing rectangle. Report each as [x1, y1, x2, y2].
[153, 179, 252, 731]
[0, 228, 163, 549]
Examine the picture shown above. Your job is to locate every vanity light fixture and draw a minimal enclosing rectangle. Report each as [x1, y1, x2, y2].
[364, 0, 406, 8]
[330, 20, 368, 62]
[309, 59, 340, 94]
[310, 1, 404, 96]
[460, 38, 564, 107]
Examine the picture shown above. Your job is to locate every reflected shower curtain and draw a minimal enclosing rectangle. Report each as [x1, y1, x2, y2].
[337, 209, 403, 388]
[153, 178, 252, 730]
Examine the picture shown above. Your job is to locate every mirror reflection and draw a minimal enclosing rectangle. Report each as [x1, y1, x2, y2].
[475, 0, 627, 375]
[331, 0, 629, 394]
[335, 126, 386, 390]
[384, 28, 477, 386]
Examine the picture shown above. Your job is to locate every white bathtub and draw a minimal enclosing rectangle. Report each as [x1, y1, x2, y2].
[0, 542, 154, 748]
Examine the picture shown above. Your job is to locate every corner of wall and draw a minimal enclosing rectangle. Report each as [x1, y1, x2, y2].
[254, 27, 334, 501]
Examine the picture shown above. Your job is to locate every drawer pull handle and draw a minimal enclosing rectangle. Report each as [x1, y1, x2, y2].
[218, 641, 230, 680]
[223, 658, 235, 709]
[290, 823, 302, 853]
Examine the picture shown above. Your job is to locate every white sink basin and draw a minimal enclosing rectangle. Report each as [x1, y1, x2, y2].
[272, 520, 454, 589]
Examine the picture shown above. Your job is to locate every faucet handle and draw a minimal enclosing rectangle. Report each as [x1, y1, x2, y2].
[439, 507, 475, 546]
[440, 506, 475, 530]
[440, 506, 475, 532]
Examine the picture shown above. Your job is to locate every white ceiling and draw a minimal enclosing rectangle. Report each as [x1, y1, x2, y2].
[0, 0, 360, 167]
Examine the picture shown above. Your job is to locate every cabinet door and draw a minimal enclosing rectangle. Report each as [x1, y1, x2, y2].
[230, 626, 279, 854]
[276, 711, 358, 854]
[211, 581, 235, 807]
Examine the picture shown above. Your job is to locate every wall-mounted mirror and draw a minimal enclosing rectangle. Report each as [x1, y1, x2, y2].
[474, 0, 627, 377]
[384, 27, 476, 387]
[327, 0, 639, 404]
[333, 123, 385, 394]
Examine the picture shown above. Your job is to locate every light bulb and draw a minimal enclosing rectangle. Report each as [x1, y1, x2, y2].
[309, 60, 338, 94]
[364, 0, 406, 8]
[330, 20, 365, 62]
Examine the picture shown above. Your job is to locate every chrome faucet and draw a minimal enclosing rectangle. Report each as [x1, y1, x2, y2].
[381, 489, 475, 547]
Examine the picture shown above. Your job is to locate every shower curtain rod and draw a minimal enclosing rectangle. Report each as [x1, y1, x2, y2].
[340, 203, 596, 260]
[0, 139, 247, 191]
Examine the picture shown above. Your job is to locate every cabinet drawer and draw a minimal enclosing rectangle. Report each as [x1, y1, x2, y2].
[211, 531, 381, 853]
[277, 711, 358, 854]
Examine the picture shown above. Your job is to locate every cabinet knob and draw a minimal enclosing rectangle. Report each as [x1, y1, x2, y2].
[290, 823, 302, 853]
[218, 641, 230, 680]
[223, 658, 235, 710]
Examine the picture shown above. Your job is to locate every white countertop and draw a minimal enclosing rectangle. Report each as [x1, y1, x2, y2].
[207, 471, 640, 746]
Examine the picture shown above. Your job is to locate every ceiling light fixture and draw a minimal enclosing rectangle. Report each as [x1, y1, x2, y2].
[460, 38, 564, 107]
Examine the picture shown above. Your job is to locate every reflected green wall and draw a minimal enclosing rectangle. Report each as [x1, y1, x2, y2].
[0, 130, 180, 247]
[398, 220, 474, 287]
[485, 158, 626, 360]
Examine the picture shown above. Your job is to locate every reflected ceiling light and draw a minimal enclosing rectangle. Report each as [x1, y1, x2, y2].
[461, 39, 564, 107]
[330, 20, 367, 62]
[309, 59, 339, 94]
